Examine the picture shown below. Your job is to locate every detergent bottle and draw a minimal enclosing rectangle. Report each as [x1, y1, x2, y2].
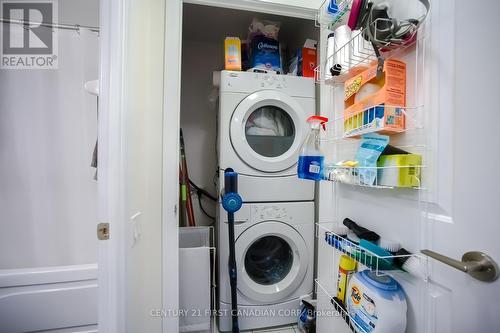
[298, 116, 329, 181]
[346, 270, 407, 333]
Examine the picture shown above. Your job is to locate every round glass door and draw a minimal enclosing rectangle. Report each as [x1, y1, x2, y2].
[235, 221, 308, 303]
[245, 107, 295, 158]
[230, 90, 306, 173]
[244, 236, 293, 285]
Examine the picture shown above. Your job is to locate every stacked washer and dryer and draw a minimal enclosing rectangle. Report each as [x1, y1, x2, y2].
[216, 71, 316, 331]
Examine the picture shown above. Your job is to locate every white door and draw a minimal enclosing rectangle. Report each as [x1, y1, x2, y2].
[316, 1, 500, 333]
[230, 90, 308, 172]
[98, 0, 178, 332]
[420, 0, 500, 331]
[236, 221, 309, 303]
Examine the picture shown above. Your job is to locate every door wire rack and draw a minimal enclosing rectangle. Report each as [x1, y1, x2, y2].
[315, 278, 370, 333]
[318, 122, 427, 190]
[320, 104, 425, 141]
[315, 24, 428, 191]
[314, 8, 434, 330]
[324, 164, 425, 190]
[315, 223, 429, 280]
[314, 0, 428, 85]
[315, 28, 423, 85]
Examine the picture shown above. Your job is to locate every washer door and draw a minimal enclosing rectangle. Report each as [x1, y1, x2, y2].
[230, 90, 306, 172]
[236, 221, 308, 303]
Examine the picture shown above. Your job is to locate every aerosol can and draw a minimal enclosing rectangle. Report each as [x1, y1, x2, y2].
[298, 116, 329, 181]
[297, 300, 316, 333]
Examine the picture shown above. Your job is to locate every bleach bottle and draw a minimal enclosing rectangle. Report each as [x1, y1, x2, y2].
[298, 116, 329, 181]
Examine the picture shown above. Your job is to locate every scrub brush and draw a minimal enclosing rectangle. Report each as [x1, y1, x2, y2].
[394, 248, 427, 280]
[343, 218, 380, 242]
[378, 238, 401, 253]
[346, 231, 360, 245]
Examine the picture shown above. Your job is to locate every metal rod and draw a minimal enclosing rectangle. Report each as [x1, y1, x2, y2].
[0, 18, 99, 33]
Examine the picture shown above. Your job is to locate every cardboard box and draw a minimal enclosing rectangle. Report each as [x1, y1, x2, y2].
[224, 37, 241, 71]
[299, 47, 317, 78]
[343, 59, 406, 137]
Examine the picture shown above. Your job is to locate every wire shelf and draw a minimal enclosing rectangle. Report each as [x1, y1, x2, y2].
[316, 223, 428, 280]
[315, 278, 368, 333]
[324, 164, 424, 189]
[315, 0, 354, 30]
[316, 28, 420, 85]
[321, 105, 424, 141]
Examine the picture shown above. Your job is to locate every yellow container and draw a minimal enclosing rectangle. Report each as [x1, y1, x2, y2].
[337, 255, 357, 304]
[224, 37, 241, 71]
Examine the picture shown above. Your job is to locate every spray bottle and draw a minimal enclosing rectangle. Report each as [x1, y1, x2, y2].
[298, 116, 329, 181]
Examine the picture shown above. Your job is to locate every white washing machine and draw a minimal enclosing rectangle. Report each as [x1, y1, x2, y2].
[217, 201, 314, 332]
[217, 70, 315, 202]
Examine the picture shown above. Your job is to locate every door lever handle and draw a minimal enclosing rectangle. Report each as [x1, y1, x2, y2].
[421, 249, 499, 282]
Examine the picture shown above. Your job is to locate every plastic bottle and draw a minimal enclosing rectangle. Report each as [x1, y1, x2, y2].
[347, 270, 407, 333]
[325, 32, 335, 77]
[297, 116, 329, 181]
[337, 255, 357, 305]
[297, 300, 316, 333]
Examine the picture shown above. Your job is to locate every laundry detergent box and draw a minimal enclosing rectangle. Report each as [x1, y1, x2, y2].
[249, 35, 282, 73]
[224, 37, 242, 71]
[343, 59, 406, 138]
[298, 39, 317, 78]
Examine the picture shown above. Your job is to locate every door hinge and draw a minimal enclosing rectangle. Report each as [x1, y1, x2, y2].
[97, 222, 110, 240]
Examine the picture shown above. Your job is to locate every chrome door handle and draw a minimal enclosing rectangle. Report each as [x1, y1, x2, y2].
[421, 249, 499, 282]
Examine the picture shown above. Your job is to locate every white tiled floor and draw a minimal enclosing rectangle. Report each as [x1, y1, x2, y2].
[214, 321, 299, 333]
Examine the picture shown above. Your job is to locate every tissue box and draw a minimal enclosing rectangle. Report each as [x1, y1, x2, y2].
[377, 154, 422, 188]
[344, 59, 406, 138]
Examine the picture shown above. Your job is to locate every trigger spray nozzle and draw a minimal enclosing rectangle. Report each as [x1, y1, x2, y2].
[306, 115, 329, 131]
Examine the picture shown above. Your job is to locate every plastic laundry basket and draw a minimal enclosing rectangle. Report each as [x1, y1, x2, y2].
[179, 227, 212, 333]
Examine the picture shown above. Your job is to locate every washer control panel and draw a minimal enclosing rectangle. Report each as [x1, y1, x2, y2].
[252, 204, 290, 222]
[220, 70, 315, 98]
[225, 71, 288, 89]
[258, 74, 287, 89]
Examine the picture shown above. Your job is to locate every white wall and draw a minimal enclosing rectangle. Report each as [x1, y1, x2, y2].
[181, 39, 220, 226]
[59, 0, 99, 26]
[0, 0, 99, 270]
[181, 3, 319, 226]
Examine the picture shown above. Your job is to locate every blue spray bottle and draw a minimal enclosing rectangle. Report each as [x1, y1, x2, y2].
[298, 116, 329, 181]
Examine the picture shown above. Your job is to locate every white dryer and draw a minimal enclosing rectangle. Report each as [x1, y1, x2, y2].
[217, 201, 314, 332]
[218, 71, 315, 202]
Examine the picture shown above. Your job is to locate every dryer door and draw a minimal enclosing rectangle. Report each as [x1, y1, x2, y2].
[236, 221, 308, 303]
[230, 90, 307, 173]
